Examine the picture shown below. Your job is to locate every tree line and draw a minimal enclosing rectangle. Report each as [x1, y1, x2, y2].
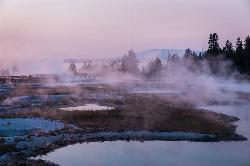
[121, 33, 250, 77]
[67, 33, 249, 77]
[184, 33, 250, 74]
[69, 32, 250, 77]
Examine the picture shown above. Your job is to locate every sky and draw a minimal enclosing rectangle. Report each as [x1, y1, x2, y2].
[0, 0, 250, 64]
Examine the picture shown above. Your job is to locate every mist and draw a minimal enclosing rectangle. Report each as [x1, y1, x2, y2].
[1, 47, 250, 108]
[49, 51, 250, 107]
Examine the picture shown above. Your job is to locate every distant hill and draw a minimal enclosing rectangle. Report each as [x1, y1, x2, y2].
[136, 49, 201, 61]
[135, 48, 201, 68]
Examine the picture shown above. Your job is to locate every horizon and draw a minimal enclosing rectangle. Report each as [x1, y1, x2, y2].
[0, 0, 250, 65]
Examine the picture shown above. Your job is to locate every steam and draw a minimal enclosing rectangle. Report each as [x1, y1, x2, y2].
[1, 48, 250, 108]
[138, 56, 249, 105]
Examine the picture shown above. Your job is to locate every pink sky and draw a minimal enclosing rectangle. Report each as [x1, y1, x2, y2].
[0, 0, 250, 62]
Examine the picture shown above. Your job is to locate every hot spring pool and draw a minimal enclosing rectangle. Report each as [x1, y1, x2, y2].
[0, 118, 64, 137]
[35, 103, 250, 166]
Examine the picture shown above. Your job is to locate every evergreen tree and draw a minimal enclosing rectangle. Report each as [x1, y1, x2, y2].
[120, 50, 139, 74]
[207, 33, 221, 56]
[109, 59, 121, 71]
[205, 33, 223, 74]
[69, 62, 77, 75]
[244, 36, 250, 73]
[235, 37, 245, 72]
[167, 53, 180, 63]
[127, 49, 139, 73]
[183, 48, 193, 59]
[223, 40, 234, 60]
[120, 54, 127, 72]
[146, 57, 162, 76]
[155, 57, 163, 72]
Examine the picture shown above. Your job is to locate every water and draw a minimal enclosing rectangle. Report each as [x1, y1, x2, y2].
[36, 104, 250, 166]
[0, 118, 64, 137]
[0, 94, 69, 112]
[60, 104, 115, 111]
[2, 95, 68, 106]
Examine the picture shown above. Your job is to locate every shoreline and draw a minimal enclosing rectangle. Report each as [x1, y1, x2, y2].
[0, 111, 246, 164]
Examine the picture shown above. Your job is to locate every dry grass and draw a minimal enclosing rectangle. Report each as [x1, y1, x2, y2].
[0, 83, 239, 136]
[2, 95, 237, 136]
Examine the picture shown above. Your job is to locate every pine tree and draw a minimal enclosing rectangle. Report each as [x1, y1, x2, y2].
[120, 54, 127, 72]
[205, 33, 223, 74]
[235, 37, 245, 73]
[146, 57, 162, 76]
[120, 50, 139, 74]
[244, 36, 250, 73]
[183, 48, 192, 59]
[207, 33, 221, 56]
[223, 40, 234, 60]
[127, 49, 139, 73]
[155, 57, 163, 72]
[69, 62, 77, 75]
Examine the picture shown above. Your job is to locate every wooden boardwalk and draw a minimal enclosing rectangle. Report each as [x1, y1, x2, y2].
[0, 75, 57, 83]
[0, 73, 97, 83]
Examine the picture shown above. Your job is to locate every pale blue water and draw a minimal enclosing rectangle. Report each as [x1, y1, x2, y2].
[0, 118, 64, 137]
[37, 104, 250, 166]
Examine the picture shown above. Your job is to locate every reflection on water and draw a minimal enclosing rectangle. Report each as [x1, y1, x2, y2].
[37, 104, 250, 166]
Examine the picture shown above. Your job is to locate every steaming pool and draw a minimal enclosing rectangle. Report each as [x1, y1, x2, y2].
[35, 103, 250, 166]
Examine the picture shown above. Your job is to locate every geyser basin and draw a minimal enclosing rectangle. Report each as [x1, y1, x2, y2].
[0, 118, 64, 137]
[33, 103, 250, 166]
[60, 104, 115, 111]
